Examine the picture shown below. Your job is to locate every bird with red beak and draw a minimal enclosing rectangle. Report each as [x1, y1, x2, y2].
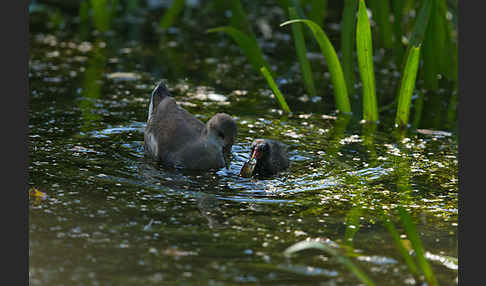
[240, 139, 289, 178]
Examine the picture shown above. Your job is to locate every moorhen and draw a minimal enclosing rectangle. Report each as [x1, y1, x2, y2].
[240, 138, 289, 178]
[144, 82, 238, 170]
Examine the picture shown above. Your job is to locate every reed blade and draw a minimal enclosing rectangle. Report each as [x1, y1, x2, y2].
[207, 26, 271, 75]
[341, 0, 358, 94]
[391, 0, 405, 67]
[308, 0, 327, 27]
[356, 0, 378, 122]
[411, 90, 424, 129]
[408, 0, 433, 47]
[382, 215, 420, 277]
[395, 45, 421, 128]
[398, 207, 438, 286]
[280, 19, 351, 114]
[229, 0, 255, 37]
[284, 240, 375, 286]
[260, 66, 291, 113]
[288, 7, 317, 98]
[159, 0, 185, 29]
[368, 0, 393, 49]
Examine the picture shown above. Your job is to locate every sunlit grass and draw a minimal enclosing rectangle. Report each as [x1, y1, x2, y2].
[260, 66, 291, 113]
[89, 0, 117, 33]
[284, 240, 376, 286]
[280, 19, 351, 114]
[369, 0, 393, 49]
[288, 7, 317, 99]
[207, 26, 271, 75]
[382, 214, 420, 278]
[398, 207, 438, 286]
[395, 45, 421, 127]
[341, 0, 358, 94]
[356, 0, 378, 123]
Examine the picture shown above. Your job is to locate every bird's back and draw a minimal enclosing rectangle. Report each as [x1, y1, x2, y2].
[144, 96, 206, 163]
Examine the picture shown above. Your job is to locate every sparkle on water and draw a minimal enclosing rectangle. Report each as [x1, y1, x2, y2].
[29, 5, 457, 286]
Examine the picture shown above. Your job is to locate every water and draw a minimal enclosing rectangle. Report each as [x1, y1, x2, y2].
[29, 3, 458, 285]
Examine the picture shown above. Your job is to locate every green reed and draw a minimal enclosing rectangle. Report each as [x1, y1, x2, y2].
[303, 0, 327, 27]
[288, 7, 317, 99]
[260, 67, 291, 113]
[89, 0, 117, 33]
[159, 0, 185, 30]
[208, 1, 287, 112]
[397, 207, 438, 286]
[281, 19, 351, 114]
[341, 0, 358, 94]
[368, 0, 393, 49]
[178, 0, 456, 127]
[284, 240, 376, 286]
[382, 214, 420, 278]
[411, 90, 424, 129]
[356, 0, 378, 123]
[391, 0, 405, 67]
[207, 26, 271, 75]
[229, 0, 255, 37]
[395, 45, 421, 127]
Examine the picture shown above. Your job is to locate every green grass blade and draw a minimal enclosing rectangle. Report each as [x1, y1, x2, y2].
[344, 207, 362, 250]
[90, 0, 110, 32]
[382, 215, 420, 277]
[395, 45, 421, 127]
[438, 1, 457, 82]
[110, 0, 119, 21]
[398, 207, 438, 286]
[411, 90, 424, 129]
[79, 1, 90, 38]
[341, 0, 358, 94]
[260, 66, 291, 113]
[288, 7, 317, 98]
[368, 0, 393, 49]
[159, 0, 185, 29]
[308, 0, 327, 27]
[408, 0, 433, 46]
[280, 19, 351, 114]
[277, 0, 290, 12]
[229, 0, 255, 37]
[356, 0, 378, 122]
[422, 0, 440, 90]
[391, 0, 405, 67]
[284, 240, 375, 286]
[207, 26, 271, 75]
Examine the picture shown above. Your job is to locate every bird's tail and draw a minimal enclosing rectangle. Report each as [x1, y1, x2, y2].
[148, 81, 172, 121]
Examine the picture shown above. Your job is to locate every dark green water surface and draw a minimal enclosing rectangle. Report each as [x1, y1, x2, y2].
[29, 4, 457, 285]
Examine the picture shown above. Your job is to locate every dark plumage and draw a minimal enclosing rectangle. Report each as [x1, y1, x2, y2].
[144, 82, 238, 170]
[240, 138, 289, 177]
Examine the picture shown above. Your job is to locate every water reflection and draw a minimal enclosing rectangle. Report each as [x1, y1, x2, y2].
[78, 42, 105, 132]
[29, 10, 458, 284]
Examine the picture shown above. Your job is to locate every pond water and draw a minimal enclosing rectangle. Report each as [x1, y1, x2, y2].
[29, 3, 458, 285]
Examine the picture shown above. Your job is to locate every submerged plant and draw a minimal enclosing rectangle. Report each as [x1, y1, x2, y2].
[283, 207, 441, 285]
[284, 240, 375, 286]
[383, 208, 439, 286]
